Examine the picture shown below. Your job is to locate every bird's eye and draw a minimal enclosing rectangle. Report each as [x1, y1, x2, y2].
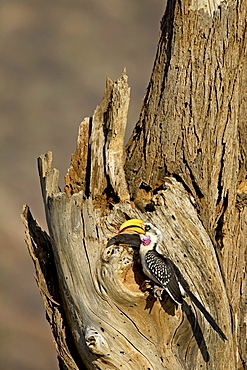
[144, 225, 151, 232]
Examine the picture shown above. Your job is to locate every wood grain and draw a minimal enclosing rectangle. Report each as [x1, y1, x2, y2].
[22, 1, 247, 369]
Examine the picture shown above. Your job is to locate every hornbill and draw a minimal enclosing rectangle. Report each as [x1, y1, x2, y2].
[107, 218, 227, 341]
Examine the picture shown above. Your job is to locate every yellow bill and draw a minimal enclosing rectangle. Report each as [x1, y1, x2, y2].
[118, 219, 145, 234]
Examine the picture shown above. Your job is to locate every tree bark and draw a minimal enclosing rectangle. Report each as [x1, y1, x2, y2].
[22, 1, 247, 369]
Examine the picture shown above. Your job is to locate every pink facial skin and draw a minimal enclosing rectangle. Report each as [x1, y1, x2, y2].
[140, 235, 151, 246]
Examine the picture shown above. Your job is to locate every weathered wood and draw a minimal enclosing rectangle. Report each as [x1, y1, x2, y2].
[22, 1, 247, 369]
[64, 70, 130, 202]
[26, 70, 234, 368]
[124, 1, 247, 367]
[23, 158, 234, 369]
[125, 0, 246, 229]
[21, 205, 79, 369]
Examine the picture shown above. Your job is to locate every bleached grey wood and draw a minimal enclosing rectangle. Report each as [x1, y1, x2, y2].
[32, 145, 234, 369]
[64, 70, 130, 202]
[23, 1, 247, 369]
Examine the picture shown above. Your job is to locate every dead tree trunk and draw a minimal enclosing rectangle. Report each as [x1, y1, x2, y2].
[22, 1, 247, 369]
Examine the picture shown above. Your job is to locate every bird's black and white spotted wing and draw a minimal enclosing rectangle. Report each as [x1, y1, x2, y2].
[144, 250, 183, 304]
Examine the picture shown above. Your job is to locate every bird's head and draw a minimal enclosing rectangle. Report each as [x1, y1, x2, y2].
[106, 219, 163, 248]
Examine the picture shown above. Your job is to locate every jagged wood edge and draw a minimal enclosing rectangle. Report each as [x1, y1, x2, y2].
[21, 205, 80, 370]
[23, 55, 239, 368]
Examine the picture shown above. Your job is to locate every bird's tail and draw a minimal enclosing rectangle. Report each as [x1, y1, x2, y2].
[185, 289, 227, 341]
[167, 258, 228, 341]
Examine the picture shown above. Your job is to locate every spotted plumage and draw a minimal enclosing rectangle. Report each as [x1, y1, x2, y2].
[144, 250, 183, 304]
[107, 218, 227, 341]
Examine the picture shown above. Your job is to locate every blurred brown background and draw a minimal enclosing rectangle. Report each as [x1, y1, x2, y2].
[0, 1, 165, 368]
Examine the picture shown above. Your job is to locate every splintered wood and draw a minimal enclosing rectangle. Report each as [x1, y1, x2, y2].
[22, 1, 247, 368]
